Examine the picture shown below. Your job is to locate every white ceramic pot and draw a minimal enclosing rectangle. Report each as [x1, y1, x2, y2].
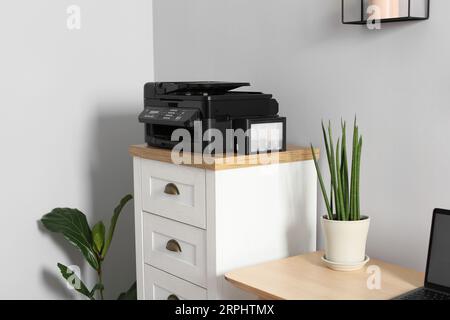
[321, 216, 370, 266]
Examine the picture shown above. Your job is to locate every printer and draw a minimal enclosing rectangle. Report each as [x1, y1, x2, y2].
[139, 81, 286, 155]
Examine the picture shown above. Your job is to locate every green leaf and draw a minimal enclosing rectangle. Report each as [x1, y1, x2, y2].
[350, 118, 359, 221]
[57, 263, 93, 300]
[101, 194, 133, 258]
[321, 121, 333, 179]
[330, 179, 334, 214]
[341, 120, 349, 219]
[311, 144, 333, 220]
[118, 282, 137, 300]
[327, 122, 340, 220]
[355, 136, 363, 220]
[41, 208, 99, 270]
[322, 121, 335, 218]
[92, 221, 105, 255]
[335, 139, 345, 220]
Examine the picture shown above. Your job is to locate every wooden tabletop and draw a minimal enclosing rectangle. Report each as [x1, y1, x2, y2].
[225, 252, 424, 300]
[129, 144, 319, 171]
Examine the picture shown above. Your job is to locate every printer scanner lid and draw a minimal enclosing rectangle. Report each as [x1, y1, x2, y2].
[148, 81, 251, 96]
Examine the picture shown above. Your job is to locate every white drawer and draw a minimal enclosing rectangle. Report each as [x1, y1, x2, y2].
[144, 265, 207, 300]
[143, 213, 207, 287]
[140, 159, 206, 228]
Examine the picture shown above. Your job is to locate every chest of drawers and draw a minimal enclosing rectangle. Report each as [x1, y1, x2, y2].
[130, 145, 318, 300]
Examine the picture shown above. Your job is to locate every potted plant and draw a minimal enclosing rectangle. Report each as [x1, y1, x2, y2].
[40, 194, 136, 299]
[311, 119, 370, 271]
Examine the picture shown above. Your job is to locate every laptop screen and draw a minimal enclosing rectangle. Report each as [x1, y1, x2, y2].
[426, 211, 450, 290]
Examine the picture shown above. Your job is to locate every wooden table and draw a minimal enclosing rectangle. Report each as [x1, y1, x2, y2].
[225, 252, 424, 300]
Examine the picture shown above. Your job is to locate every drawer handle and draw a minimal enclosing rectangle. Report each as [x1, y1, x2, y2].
[166, 239, 182, 253]
[164, 183, 180, 196]
[167, 294, 180, 300]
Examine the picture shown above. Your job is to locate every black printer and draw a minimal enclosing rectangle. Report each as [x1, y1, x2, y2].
[139, 82, 286, 155]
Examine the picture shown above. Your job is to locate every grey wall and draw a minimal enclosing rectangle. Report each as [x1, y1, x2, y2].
[0, 1, 153, 299]
[153, 0, 450, 271]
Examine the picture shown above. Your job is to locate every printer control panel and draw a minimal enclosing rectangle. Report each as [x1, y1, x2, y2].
[139, 107, 199, 125]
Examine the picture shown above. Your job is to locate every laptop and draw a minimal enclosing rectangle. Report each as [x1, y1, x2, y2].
[395, 208, 450, 300]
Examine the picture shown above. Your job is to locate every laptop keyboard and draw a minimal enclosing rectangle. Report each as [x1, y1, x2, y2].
[398, 288, 450, 300]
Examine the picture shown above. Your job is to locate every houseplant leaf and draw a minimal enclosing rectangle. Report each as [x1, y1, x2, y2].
[355, 136, 363, 220]
[327, 122, 340, 220]
[321, 121, 335, 218]
[321, 121, 333, 179]
[341, 120, 349, 219]
[92, 221, 105, 255]
[350, 119, 359, 220]
[311, 144, 333, 220]
[41, 208, 99, 270]
[101, 194, 133, 258]
[117, 282, 137, 300]
[335, 138, 345, 220]
[57, 263, 93, 300]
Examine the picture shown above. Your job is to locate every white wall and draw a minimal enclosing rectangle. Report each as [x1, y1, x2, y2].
[153, 0, 450, 271]
[0, 1, 153, 299]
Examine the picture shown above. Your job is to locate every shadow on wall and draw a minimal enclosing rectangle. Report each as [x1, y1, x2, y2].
[87, 107, 142, 299]
[59, 103, 142, 299]
[37, 106, 142, 300]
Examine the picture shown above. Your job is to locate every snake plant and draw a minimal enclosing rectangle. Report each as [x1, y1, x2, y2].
[311, 119, 363, 221]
